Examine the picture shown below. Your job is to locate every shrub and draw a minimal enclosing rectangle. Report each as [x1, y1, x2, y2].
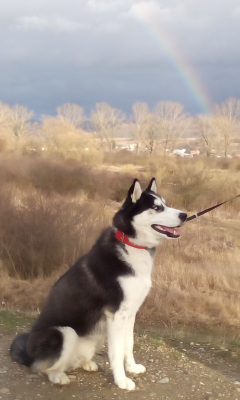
[0, 189, 110, 279]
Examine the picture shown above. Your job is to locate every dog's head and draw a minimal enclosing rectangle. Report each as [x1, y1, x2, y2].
[113, 178, 187, 248]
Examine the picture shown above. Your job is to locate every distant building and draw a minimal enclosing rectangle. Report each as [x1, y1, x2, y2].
[173, 149, 186, 156]
[172, 149, 193, 158]
[190, 150, 200, 156]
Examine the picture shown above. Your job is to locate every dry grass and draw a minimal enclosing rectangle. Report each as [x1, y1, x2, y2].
[0, 152, 240, 330]
[140, 215, 240, 330]
[0, 187, 112, 279]
[1, 210, 240, 331]
[0, 269, 57, 311]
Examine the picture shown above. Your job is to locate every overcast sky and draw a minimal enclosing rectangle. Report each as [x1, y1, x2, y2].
[1, 0, 240, 118]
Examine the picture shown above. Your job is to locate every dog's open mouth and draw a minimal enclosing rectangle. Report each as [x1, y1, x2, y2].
[151, 224, 181, 238]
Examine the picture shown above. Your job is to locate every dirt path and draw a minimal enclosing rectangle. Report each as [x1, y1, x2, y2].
[1, 315, 240, 400]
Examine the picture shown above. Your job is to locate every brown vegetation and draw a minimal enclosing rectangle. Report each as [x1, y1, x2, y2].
[141, 216, 240, 330]
[0, 95, 240, 331]
[0, 148, 239, 332]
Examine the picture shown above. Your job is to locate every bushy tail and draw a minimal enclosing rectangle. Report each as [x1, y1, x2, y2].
[10, 333, 33, 367]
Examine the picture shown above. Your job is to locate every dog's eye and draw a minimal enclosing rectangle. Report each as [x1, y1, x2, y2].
[152, 205, 164, 212]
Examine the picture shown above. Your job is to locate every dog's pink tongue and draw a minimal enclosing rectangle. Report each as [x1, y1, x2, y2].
[160, 225, 181, 235]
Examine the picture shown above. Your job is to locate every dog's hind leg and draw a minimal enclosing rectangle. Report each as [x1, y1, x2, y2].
[46, 326, 80, 384]
[30, 327, 78, 385]
[71, 319, 106, 372]
[73, 334, 106, 372]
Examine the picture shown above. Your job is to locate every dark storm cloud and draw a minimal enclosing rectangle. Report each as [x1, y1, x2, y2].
[1, 0, 240, 117]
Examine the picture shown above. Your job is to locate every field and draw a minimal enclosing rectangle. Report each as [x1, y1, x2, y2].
[0, 150, 240, 334]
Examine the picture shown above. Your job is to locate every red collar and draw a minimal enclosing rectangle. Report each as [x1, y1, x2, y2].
[115, 229, 148, 250]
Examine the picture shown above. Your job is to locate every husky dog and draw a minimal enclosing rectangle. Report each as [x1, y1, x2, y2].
[10, 178, 187, 391]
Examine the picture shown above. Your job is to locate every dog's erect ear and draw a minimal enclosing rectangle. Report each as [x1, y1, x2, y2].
[146, 177, 157, 193]
[128, 179, 142, 203]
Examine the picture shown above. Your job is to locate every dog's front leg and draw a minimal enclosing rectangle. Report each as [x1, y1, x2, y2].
[124, 314, 146, 374]
[106, 311, 135, 391]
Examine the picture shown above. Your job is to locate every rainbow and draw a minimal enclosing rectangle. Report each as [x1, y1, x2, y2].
[122, 1, 212, 114]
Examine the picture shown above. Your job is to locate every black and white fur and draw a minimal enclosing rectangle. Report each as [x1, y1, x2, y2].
[10, 178, 187, 391]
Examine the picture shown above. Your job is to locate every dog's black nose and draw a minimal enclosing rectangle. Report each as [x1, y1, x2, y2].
[179, 212, 187, 222]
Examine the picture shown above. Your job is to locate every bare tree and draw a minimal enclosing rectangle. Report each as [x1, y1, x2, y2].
[153, 101, 190, 151]
[196, 114, 217, 156]
[8, 104, 36, 139]
[131, 102, 150, 154]
[56, 103, 85, 129]
[91, 102, 124, 152]
[0, 102, 11, 129]
[0, 102, 13, 150]
[143, 114, 161, 154]
[41, 104, 85, 151]
[213, 97, 240, 157]
[41, 116, 64, 149]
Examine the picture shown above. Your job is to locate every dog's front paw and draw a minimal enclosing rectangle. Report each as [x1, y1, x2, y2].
[126, 363, 146, 374]
[116, 377, 135, 391]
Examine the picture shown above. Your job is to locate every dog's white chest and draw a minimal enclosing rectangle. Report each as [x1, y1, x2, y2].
[118, 248, 153, 314]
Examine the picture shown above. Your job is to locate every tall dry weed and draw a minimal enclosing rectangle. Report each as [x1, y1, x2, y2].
[0, 188, 110, 279]
[140, 217, 240, 329]
[1, 151, 240, 330]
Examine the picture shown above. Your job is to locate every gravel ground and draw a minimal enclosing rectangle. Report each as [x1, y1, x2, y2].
[1, 328, 240, 400]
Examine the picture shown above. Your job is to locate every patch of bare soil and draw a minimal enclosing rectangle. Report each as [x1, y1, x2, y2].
[1, 327, 240, 400]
